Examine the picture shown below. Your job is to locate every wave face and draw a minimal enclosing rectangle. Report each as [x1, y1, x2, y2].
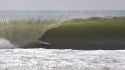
[40, 17, 125, 50]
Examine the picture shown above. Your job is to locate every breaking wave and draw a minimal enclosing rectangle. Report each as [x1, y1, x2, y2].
[40, 17, 125, 50]
[1, 17, 125, 49]
[0, 18, 59, 49]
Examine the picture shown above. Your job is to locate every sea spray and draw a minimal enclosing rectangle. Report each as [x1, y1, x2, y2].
[0, 38, 15, 49]
[0, 19, 59, 48]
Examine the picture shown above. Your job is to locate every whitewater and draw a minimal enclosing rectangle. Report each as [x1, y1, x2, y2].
[0, 49, 125, 70]
[0, 38, 124, 70]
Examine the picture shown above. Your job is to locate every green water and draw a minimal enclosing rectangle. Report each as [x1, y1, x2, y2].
[40, 17, 125, 49]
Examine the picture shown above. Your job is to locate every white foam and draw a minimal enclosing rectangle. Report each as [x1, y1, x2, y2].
[0, 49, 125, 70]
[0, 38, 15, 49]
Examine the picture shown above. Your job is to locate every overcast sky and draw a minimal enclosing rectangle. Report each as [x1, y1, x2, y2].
[0, 0, 125, 10]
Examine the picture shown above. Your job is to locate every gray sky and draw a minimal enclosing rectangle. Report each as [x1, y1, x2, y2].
[0, 0, 125, 10]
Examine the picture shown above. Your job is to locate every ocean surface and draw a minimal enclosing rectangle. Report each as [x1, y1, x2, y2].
[0, 10, 125, 70]
[0, 10, 125, 21]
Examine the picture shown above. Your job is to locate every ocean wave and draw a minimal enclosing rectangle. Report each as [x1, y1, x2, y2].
[1, 17, 125, 49]
[40, 17, 125, 50]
